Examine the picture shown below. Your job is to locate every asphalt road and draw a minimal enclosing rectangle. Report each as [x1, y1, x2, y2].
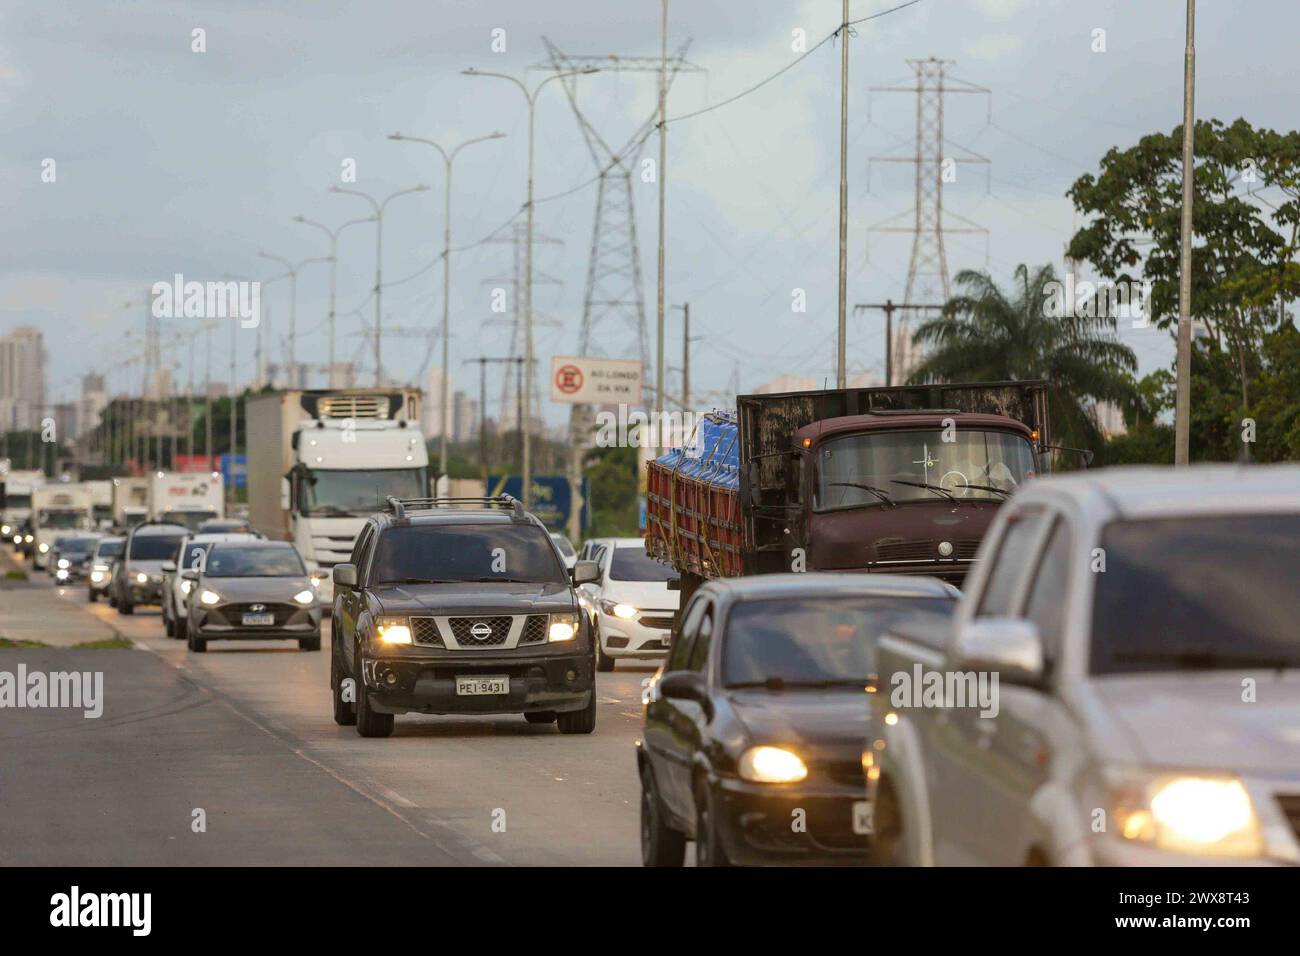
[0, 559, 660, 866]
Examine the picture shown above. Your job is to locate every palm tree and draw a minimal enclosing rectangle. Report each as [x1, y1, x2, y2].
[906, 264, 1138, 458]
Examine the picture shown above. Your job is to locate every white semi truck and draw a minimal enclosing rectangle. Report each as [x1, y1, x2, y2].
[111, 477, 150, 530]
[148, 470, 224, 530]
[31, 483, 93, 569]
[246, 388, 429, 602]
[1, 467, 45, 543]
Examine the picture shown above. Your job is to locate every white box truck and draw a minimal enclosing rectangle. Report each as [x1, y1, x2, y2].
[1, 467, 45, 543]
[31, 483, 93, 569]
[246, 389, 428, 602]
[148, 470, 224, 531]
[111, 477, 150, 530]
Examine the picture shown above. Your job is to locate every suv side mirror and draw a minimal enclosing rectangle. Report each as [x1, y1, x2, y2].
[333, 563, 358, 589]
[952, 618, 1044, 686]
[572, 560, 600, 585]
[161, 561, 177, 573]
[658, 671, 711, 713]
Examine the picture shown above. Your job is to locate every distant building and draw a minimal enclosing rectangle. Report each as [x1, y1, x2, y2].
[0, 325, 48, 430]
[422, 368, 452, 439]
[452, 389, 479, 443]
[76, 373, 107, 441]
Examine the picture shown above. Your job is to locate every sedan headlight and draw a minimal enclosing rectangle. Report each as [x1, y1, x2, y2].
[599, 599, 638, 620]
[376, 618, 411, 645]
[55, 569, 69, 581]
[38, 542, 49, 553]
[90, 570, 106, 583]
[739, 746, 808, 784]
[2, 523, 11, 535]
[199, 589, 221, 606]
[57, 558, 70, 569]
[548, 612, 579, 642]
[24, 534, 33, 543]
[135, 571, 149, 585]
[293, 589, 315, 606]
[1108, 768, 1262, 857]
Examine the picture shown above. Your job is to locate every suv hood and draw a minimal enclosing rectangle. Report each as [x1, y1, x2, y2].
[373, 580, 576, 616]
[1092, 671, 1300, 774]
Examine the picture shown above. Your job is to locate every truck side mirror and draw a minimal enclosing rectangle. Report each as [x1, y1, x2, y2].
[952, 618, 1044, 687]
[280, 476, 291, 511]
[333, 563, 358, 589]
[572, 560, 600, 585]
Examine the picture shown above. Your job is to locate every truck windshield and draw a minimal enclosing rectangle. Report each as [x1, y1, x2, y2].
[38, 510, 86, 529]
[160, 510, 218, 531]
[816, 428, 1036, 510]
[722, 595, 956, 687]
[371, 525, 566, 585]
[6, 494, 32, 508]
[299, 468, 429, 516]
[1090, 515, 1300, 674]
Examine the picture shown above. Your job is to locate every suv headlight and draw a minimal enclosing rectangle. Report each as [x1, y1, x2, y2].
[376, 618, 412, 645]
[548, 612, 579, 642]
[180, 579, 193, 595]
[1107, 767, 1262, 857]
[739, 746, 808, 784]
[38, 542, 49, 553]
[599, 599, 638, 620]
[57, 558, 70, 569]
[136, 571, 149, 585]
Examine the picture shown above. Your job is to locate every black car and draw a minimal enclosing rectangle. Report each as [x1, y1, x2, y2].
[51, 534, 103, 584]
[636, 573, 959, 867]
[330, 495, 601, 738]
[183, 540, 322, 652]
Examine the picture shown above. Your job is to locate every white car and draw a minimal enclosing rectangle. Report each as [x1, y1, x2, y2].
[581, 537, 680, 672]
[161, 532, 260, 640]
[868, 464, 1300, 866]
[550, 532, 578, 570]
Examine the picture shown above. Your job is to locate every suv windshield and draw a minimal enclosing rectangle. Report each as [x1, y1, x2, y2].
[722, 596, 955, 687]
[816, 428, 1036, 509]
[609, 546, 674, 582]
[129, 534, 185, 560]
[1090, 514, 1300, 673]
[299, 468, 429, 517]
[95, 540, 124, 559]
[206, 546, 305, 577]
[371, 524, 566, 585]
[59, 538, 98, 555]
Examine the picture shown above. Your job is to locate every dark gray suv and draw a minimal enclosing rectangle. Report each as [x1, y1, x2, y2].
[330, 496, 601, 738]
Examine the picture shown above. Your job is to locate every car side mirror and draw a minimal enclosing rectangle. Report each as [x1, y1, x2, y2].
[333, 563, 358, 589]
[161, 561, 177, 573]
[181, 569, 199, 581]
[952, 618, 1044, 687]
[572, 560, 600, 585]
[658, 670, 710, 709]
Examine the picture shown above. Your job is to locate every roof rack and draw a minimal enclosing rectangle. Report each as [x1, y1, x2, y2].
[385, 495, 527, 520]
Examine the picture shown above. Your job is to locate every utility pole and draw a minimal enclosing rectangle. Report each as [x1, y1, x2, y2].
[463, 356, 526, 478]
[837, 0, 850, 389]
[671, 302, 701, 409]
[853, 300, 947, 385]
[204, 323, 213, 471]
[656, 0, 670, 451]
[1175, 0, 1197, 466]
[293, 214, 376, 388]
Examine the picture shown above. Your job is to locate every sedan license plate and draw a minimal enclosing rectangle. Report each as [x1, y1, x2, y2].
[456, 675, 509, 696]
[852, 800, 873, 835]
[242, 613, 275, 626]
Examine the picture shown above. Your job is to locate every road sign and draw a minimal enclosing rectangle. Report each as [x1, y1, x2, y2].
[549, 356, 643, 405]
[487, 474, 588, 532]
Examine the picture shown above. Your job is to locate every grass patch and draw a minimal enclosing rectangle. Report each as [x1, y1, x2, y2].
[0, 637, 46, 648]
[4, 569, 28, 581]
[73, 637, 134, 649]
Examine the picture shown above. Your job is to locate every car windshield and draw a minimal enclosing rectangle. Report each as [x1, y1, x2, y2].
[1090, 514, 1300, 674]
[39, 510, 86, 529]
[129, 534, 185, 560]
[722, 596, 956, 687]
[816, 428, 1036, 509]
[205, 546, 305, 578]
[609, 546, 675, 582]
[95, 540, 124, 558]
[371, 525, 566, 585]
[59, 538, 98, 555]
[159, 510, 218, 531]
[6, 493, 32, 508]
[299, 467, 428, 517]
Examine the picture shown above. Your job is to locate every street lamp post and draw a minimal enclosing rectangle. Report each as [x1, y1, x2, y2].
[329, 184, 429, 386]
[462, 65, 597, 509]
[1175, 0, 1197, 466]
[292, 214, 376, 387]
[258, 251, 333, 388]
[389, 130, 505, 477]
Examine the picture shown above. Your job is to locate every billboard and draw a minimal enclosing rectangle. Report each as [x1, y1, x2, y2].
[486, 474, 588, 532]
[549, 356, 643, 405]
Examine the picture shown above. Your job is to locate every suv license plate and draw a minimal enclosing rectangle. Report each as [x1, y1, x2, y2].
[456, 676, 509, 696]
[242, 613, 274, 626]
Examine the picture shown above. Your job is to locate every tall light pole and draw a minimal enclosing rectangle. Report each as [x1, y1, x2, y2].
[292, 214, 376, 387]
[389, 130, 506, 475]
[1174, 0, 1197, 466]
[258, 251, 333, 388]
[836, 0, 850, 389]
[329, 184, 429, 386]
[656, 0, 669, 453]
[462, 65, 598, 509]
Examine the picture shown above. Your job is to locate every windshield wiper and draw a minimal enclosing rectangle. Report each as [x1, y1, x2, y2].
[828, 482, 895, 507]
[1113, 649, 1294, 670]
[957, 482, 1011, 499]
[890, 479, 958, 503]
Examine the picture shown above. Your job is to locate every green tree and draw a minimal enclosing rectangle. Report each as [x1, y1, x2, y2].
[582, 444, 639, 539]
[907, 264, 1138, 456]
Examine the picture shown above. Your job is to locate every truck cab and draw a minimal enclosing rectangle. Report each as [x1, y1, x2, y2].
[1, 469, 45, 543]
[31, 484, 94, 569]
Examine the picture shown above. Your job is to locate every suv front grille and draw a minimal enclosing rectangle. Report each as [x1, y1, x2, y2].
[519, 614, 548, 645]
[410, 617, 443, 647]
[449, 615, 512, 647]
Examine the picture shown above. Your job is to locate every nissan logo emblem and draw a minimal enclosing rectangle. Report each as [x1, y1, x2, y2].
[470, 622, 493, 640]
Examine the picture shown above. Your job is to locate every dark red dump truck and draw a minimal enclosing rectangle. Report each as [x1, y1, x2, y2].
[646, 381, 1051, 616]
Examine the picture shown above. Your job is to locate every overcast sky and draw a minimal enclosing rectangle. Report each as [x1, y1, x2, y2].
[3, 0, 1297, 423]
